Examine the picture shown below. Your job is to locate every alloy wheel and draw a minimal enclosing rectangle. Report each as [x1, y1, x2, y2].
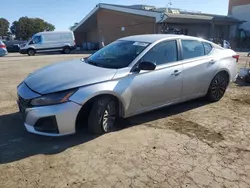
[211, 75, 227, 101]
[102, 101, 116, 132]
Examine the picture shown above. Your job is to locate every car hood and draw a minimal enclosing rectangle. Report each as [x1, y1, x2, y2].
[24, 59, 117, 94]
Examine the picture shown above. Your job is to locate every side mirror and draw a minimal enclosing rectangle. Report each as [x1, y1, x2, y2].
[138, 61, 156, 71]
[248, 53, 250, 57]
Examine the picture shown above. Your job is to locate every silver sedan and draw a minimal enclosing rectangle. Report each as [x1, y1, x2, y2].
[17, 34, 238, 136]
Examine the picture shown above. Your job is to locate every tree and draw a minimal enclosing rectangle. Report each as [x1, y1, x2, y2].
[69, 22, 78, 31]
[0, 18, 10, 37]
[11, 17, 55, 40]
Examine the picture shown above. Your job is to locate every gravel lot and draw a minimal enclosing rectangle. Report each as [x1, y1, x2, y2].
[0, 52, 250, 188]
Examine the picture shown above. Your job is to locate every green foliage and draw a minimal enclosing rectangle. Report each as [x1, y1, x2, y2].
[69, 22, 78, 31]
[0, 18, 10, 36]
[10, 17, 55, 40]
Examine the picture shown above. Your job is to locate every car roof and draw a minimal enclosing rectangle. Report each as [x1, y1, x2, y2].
[119, 34, 206, 43]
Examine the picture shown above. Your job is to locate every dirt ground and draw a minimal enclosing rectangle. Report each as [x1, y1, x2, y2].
[0, 52, 250, 188]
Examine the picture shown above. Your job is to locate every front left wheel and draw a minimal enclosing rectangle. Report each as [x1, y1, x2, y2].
[88, 96, 117, 134]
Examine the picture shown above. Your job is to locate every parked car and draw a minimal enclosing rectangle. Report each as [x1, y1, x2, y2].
[6, 44, 20, 53]
[0, 40, 8, 56]
[19, 31, 76, 56]
[17, 34, 238, 136]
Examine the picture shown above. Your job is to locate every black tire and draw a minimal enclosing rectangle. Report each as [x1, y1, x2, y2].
[62, 47, 71, 54]
[246, 73, 250, 83]
[27, 49, 35, 56]
[88, 96, 117, 134]
[206, 72, 229, 102]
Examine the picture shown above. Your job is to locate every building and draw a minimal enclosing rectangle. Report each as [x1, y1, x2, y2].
[228, 0, 250, 38]
[73, 3, 241, 48]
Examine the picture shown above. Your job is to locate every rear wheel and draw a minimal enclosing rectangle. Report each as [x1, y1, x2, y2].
[246, 73, 250, 83]
[88, 96, 117, 134]
[206, 72, 229, 102]
[27, 49, 35, 56]
[62, 47, 71, 54]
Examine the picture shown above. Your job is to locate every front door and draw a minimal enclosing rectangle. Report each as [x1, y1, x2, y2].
[126, 40, 183, 116]
[31, 35, 44, 51]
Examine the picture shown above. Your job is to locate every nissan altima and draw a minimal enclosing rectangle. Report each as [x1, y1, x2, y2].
[17, 34, 238, 136]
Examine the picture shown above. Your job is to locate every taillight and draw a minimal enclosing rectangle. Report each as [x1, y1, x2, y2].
[232, 55, 239, 63]
[0, 44, 6, 48]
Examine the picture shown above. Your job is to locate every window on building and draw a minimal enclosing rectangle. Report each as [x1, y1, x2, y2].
[141, 40, 178, 65]
[181, 40, 205, 59]
[203, 42, 213, 55]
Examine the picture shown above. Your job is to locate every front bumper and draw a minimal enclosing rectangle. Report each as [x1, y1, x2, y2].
[17, 82, 82, 136]
[19, 101, 82, 136]
[20, 102, 82, 136]
[19, 49, 27, 54]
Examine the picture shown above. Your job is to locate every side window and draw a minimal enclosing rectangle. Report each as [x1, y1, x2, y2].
[142, 40, 178, 66]
[203, 42, 213, 55]
[33, 36, 42, 44]
[181, 40, 205, 59]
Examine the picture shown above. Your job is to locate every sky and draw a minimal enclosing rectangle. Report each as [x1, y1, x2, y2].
[1, 0, 229, 31]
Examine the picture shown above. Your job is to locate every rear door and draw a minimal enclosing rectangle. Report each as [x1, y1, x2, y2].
[180, 40, 219, 100]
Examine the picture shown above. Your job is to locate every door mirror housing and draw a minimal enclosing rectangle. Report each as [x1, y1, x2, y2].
[138, 61, 156, 71]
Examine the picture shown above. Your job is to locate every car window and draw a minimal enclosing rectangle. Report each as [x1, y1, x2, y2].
[181, 40, 205, 59]
[87, 40, 150, 69]
[203, 42, 213, 55]
[142, 40, 178, 65]
[33, 36, 42, 44]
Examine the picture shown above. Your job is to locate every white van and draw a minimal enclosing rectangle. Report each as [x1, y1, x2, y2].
[20, 31, 76, 56]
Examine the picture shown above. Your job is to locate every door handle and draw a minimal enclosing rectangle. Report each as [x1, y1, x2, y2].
[171, 70, 182, 76]
[209, 59, 216, 64]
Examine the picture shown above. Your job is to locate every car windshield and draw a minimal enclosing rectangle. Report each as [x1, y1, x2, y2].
[86, 40, 150, 69]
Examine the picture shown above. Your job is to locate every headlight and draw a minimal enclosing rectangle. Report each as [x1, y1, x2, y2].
[30, 89, 77, 106]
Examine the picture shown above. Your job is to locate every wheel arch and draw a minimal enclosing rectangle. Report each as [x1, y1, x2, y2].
[63, 44, 71, 49]
[214, 69, 230, 83]
[206, 69, 230, 94]
[75, 93, 126, 131]
[27, 47, 36, 52]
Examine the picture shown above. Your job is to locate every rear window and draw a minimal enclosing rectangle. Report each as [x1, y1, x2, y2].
[203, 42, 213, 55]
[181, 40, 205, 59]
